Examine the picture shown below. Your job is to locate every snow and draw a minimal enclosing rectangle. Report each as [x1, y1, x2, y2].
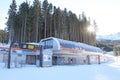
[1, 55, 120, 80]
[96, 32, 120, 40]
[107, 51, 114, 55]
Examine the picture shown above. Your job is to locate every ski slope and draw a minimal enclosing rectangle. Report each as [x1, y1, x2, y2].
[0, 58, 120, 80]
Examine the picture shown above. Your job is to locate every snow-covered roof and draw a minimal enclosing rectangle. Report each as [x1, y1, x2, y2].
[26, 42, 40, 45]
[56, 38, 102, 52]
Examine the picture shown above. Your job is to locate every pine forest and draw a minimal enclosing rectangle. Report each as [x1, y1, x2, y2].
[1, 0, 97, 46]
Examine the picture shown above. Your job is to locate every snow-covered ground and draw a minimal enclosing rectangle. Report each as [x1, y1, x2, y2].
[0, 55, 120, 80]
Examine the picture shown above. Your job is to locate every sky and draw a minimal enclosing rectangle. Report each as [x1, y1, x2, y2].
[0, 0, 120, 35]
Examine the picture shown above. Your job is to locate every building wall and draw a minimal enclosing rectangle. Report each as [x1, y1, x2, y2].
[0, 54, 3, 62]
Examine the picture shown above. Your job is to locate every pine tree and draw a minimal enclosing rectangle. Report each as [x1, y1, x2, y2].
[33, 0, 41, 42]
[7, 0, 17, 43]
[42, 0, 49, 38]
[19, 2, 29, 42]
[27, 6, 34, 42]
[47, 3, 53, 37]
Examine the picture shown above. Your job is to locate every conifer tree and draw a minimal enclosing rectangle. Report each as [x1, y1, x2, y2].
[7, 0, 17, 43]
[33, 0, 41, 42]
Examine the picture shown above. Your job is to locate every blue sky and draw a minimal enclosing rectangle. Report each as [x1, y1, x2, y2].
[0, 0, 120, 35]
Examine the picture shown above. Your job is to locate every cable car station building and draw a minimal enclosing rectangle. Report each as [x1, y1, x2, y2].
[38, 37, 105, 66]
[0, 37, 106, 67]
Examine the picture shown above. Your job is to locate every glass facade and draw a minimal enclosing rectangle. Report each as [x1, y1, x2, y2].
[42, 39, 53, 49]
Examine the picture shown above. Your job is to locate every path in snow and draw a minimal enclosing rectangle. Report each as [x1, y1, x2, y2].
[0, 62, 120, 80]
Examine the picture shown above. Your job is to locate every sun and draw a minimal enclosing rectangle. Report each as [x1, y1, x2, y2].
[88, 26, 95, 32]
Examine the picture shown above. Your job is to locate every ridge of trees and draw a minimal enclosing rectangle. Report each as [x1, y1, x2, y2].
[0, 29, 8, 43]
[6, 0, 97, 45]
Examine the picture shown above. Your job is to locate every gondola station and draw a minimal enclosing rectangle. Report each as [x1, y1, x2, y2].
[37, 37, 107, 67]
[0, 37, 108, 68]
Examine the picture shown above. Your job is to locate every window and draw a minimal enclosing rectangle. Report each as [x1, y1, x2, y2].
[42, 39, 53, 49]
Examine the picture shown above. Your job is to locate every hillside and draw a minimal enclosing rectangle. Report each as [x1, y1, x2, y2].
[96, 32, 120, 51]
[96, 32, 120, 40]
